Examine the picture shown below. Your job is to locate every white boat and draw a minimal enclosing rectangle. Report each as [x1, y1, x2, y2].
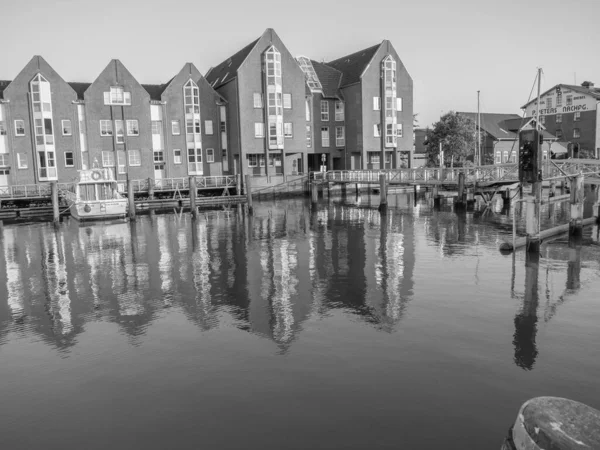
[67, 169, 128, 220]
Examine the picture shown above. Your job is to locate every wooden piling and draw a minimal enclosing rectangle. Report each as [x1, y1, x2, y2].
[505, 397, 600, 450]
[236, 173, 241, 196]
[127, 179, 136, 220]
[51, 181, 59, 225]
[311, 182, 318, 205]
[355, 183, 359, 197]
[569, 174, 584, 236]
[148, 177, 155, 200]
[502, 189, 511, 208]
[593, 185, 600, 224]
[189, 176, 198, 220]
[244, 174, 253, 214]
[526, 182, 541, 253]
[378, 173, 387, 213]
[456, 172, 465, 206]
[432, 185, 441, 208]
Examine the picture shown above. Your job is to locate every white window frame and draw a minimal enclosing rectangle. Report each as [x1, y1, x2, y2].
[321, 126, 330, 147]
[255, 123, 265, 138]
[335, 126, 345, 147]
[100, 120, 113, 136]
[17, 154, 28, 169]
[306, 125, 312, 148]
[206, 148, 214, 163]
[104, 86, 131, 105]
[396, 98, 403, 111]
[173, 149, 182, 164]
[171, 120, 181, 135]
[566, 95, 573, 106]
[320, 101, 329, 121]
[283, 93, 292, 109]
[259, 154, 266, 167]
[574, 112, 581, 121]
[117, 150, 126, 174]
[373, 97, 381, 111]
[128, 149, 141, 166]
[253, 93, 263, 108]
[126, 119, 139, 136]
[115, 119, 125, 144]
[335, 101, 344, 121]
[248, 154, 258, 167]
[305, 99, 311, 121]
[153, 150, 164, 163]
[151, 120, 162, 135]
[64, 151, 74, 167]
[205, 120, 213, 135]
[0, 154, 8, 166]
[374, 124, 381, 137]
[102, 151, 115, 167]
[15, 120, 25, 136]
[397, 123, 403, 138]
[495, 151, 502, 164]
[284, 122, 293, 138]
[62, 119, 72, 136]
[546, 97, 552, 109]
[556, 114, 563, 123]
[503, 151, 509, 163]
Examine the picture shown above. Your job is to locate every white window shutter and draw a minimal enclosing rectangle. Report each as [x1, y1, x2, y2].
[397, 97, 402, 111]
[373, 97, 380, 111]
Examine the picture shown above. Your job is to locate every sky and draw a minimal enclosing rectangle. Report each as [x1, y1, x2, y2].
[2, 0, 599, 127]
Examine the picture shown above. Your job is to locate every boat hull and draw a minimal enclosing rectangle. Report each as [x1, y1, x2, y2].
[70, 200, 128, 221]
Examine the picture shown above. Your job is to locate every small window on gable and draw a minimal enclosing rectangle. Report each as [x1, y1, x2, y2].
[206, 148, 214, 163]
[15, 120, 26, 136]
[62, 120, 72, 136]
[396, 98, 403, 111]
[172, 120, 181, 135]
[283, 94, 292, 109]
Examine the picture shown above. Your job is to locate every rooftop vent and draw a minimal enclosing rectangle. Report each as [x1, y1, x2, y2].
[581, 81, 595, 89]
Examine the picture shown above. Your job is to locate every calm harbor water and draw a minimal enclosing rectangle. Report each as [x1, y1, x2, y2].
[1, 192, 599, 449]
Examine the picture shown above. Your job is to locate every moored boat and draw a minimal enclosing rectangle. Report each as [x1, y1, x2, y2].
[67, 169, 127, 220]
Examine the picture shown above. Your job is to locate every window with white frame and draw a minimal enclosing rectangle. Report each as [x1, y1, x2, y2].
[15, 120, 25, 136]
[573, 128, 581, 138]
[0, 121, 6, 135]
[0, 154, 8, 166]
[259, 154, 266, 167]
[373, 97, 381, 111]
[556, 92, 562, 106]
[546, 97, 552, 109]
[283, 93, 292, 109]
[269, 154, 281, 167]
[115, 120, 125, 144]
[102, 151, 115, 167]
[104, 86, 131, 105]
[396, 98, 403, 111]
[153, 151, 164, 163]
[248, 154, 258, 167]
[128, 149, 141, 166]
[206, 148, 214, 163]
[574, 112, 581, 121]
[556, 114, 563, 123]
[171, 120, 181, 135]
[335, 126, 345, 147]
[382, 56, 397, 148]
[17, 154, 27, 168]
[385, 123, 395, 145]
[127, 120, 139, 136]
[495, 151, 502, 164]
[264, 46, 284, 150]
[100, 120, 113, 136]
[255, 123, 265, 138]
[397, 123, 403, 138]
[64, 151, 74, 167]
[173, 149, 181, 164]
[253, 93, 263, 108]
[284, 122, 293, 138]
[321, 101, 329, 121]
[187, 148, 202, 173]
[204, 120, 213, 135]
[184, 80, 200, 114]
[321, 127, 330, 147]
[335, 101, 344, 121]
[374, 123, 381, 137]
[62, 120, 72, 136]
[306, 125, 312, 148]
[368, 152, 380, 164]
[117, 151, 126, 174]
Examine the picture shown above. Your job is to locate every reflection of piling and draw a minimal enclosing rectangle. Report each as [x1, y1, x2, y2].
[341, 183, 347, 198]
[526, 183, 541, 253]
[513, 251, 539, 370]
[505, 397, 600, 450]
[569, 174, 584, 236]
[592, 184, 600, 223]
[355, 183, 359, 197]
[378, 173, 388, 213]
[51, 181, 59, 225]
[245, 174, 253, 214]
[567, 235, 582, 291]
[501, 188, 511, 209]
[311, 182, 318, 205]
[432, 185, 441, 208]
[127, 179, 136, 220]
[466, 187, 475, 208]
[189, 176, 198, 220]
[413, 185, 418, 206]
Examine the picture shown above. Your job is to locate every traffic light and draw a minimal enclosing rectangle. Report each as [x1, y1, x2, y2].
[518, 129, 542, 183]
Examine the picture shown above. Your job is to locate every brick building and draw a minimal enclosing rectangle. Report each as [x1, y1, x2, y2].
[522, 81, 600, 158]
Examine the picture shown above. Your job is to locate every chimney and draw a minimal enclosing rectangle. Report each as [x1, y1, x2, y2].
[581, 81, 594, 89]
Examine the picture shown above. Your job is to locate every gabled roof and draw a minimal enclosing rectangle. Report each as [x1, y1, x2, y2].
[311, 61, 342, 99]
[205, 38, 260, 89]
[457, 112, 522, 140]
[326, 43, 381, 87]
[521, 82, 600, 108]
[68, 82, 91, 100]
[142, 79, 172, 101]
[0, 80, 11, 99]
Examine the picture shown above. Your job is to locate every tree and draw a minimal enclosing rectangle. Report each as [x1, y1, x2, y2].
[424, 111, 477, 167]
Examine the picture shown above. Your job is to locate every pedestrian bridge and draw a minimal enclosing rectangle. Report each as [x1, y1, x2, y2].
[312, 160, 600, 186]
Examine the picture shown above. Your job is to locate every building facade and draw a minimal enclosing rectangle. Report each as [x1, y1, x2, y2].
[522, 82, 600, 159]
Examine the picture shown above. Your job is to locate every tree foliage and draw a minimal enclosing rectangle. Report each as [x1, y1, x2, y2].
[424, 112, 477, 167]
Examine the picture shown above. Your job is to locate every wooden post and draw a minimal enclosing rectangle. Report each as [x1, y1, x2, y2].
[51, 181, 59, 225]
[127, 179, 136, 220]
[457, 172, 465, 207]
[355, 183, 359, 197]
[526, 182, 541, 253]
[236, 173, 241, 196]
[311, 182, 318, 205]
[378, 173, 387, 213]
[433, 185, 441, 208]
[189, 176, 198, 220]
[569, 174, 584, 236]
[505, 397, 600, 450]
[341, 183, 347, 198]
[148, 177, 154, 200]
[502, 189, 511, 209]
[245, 174, 253, 214]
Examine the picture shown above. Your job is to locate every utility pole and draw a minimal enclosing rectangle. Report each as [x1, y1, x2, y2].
[527, 68, 543, 253]
[477, 90, 481, 166]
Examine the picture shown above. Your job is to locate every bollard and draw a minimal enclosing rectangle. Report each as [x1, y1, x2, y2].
[189, 176, 198, 220]
[244, 174, 253, 214]
[503, 397, 600, 450]
[51, 181, 59, 225]
[378, 173, 387, 213]
[569, 174, 584, 236]
[127, 179, 136, 220]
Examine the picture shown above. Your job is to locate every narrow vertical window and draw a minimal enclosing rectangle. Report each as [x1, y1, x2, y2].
[321, 101, 329, 121]
[62, 120, 72, 136]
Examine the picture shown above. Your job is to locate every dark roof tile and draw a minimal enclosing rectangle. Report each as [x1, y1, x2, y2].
[326, 43, 380, 87]
[458, 112, 522, 140]
[142, 82, 170, 101]
[311, 61, 342, 99]
[205, 38, 260, 89]
[68, 82, 91, 100]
